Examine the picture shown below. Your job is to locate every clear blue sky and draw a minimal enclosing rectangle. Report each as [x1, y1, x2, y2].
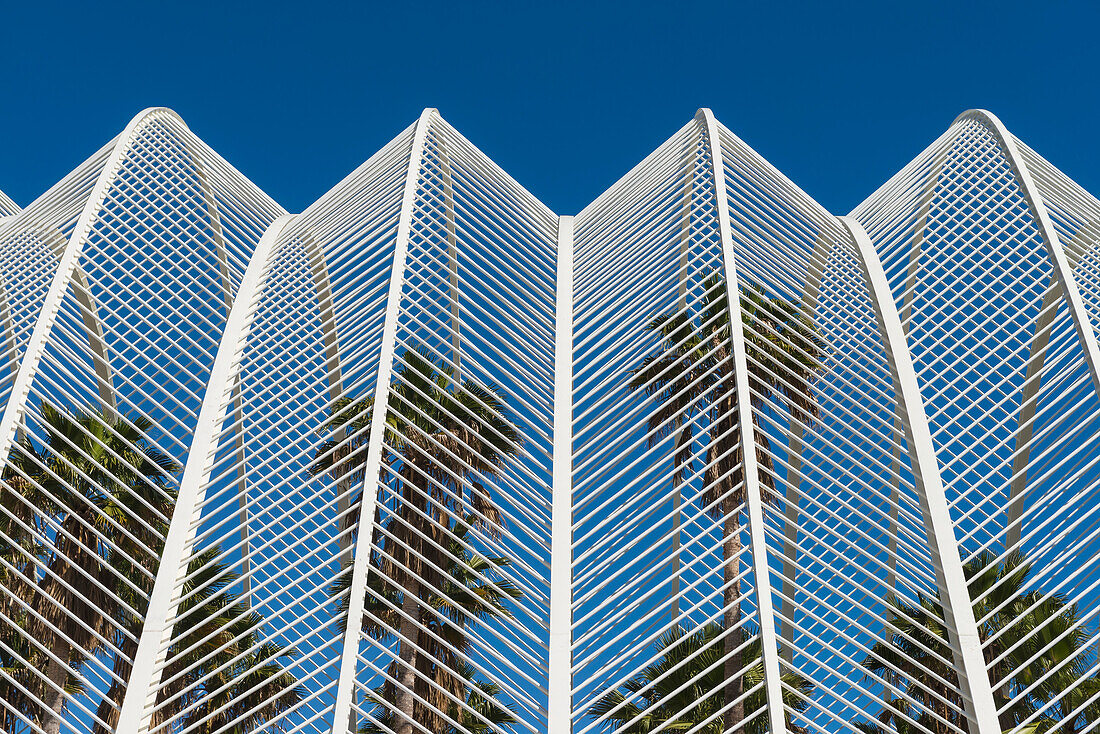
[1, 1, 1096, 216]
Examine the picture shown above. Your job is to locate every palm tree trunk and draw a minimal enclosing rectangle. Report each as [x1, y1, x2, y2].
[41, 633, 69, 734]
[723, 506, 744, 734]
[395, 577, 422, 734]
[92, 629, 139, 734]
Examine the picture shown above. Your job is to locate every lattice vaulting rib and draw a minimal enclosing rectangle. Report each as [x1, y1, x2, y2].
[1, 107, 1100, 734]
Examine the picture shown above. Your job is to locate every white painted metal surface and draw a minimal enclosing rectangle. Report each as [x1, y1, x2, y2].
[548, 215, 574, 734]
[114, 212, 297, 734]
[328, 108, 435, 734]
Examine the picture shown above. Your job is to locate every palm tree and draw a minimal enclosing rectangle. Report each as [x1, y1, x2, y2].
[92, 547, 302, 734]
[0, 470, 53, 731]
[0, 403, 178, 734]
[0, 402, 300, 734]
[629, 277, 823, 733]
[358, 659, 518, 734]
[312, 347, 522, 734]
[591, 622, 812, 734]
[326, 513, 522, 734]
[858, 552, 1100, 734]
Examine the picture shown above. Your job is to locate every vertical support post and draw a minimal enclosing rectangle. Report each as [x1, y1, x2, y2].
[114, 212, 295, 733]
[328, 108, 436, 734]
[548, 215, 574, 734]
[843, 214, 1001, 734]
[698, 107, 788, 734]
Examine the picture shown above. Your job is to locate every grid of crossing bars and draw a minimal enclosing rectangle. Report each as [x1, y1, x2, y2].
[0, 106, 1098, 734]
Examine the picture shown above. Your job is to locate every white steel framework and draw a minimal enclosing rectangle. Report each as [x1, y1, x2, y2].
[0, 107, 1099, 734]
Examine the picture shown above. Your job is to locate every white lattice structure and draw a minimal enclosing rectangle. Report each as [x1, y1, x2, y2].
[0, 106, 1099, 734]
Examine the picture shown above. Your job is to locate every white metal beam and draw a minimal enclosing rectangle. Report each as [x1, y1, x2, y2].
[842, 214, 1001, 734]
[328, 107, 437, 734]
[698, 107, 788, 734]
[438, 135, 462, 383]
[548, 214, 574, 734]
[668, 136, 695, 626]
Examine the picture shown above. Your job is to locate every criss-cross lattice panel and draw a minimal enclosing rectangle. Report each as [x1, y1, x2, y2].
[347, 112, 556, 734]
[148, 109, 559, 734]
[135, 119, 418, 734]
[572, 114, 784, 734]
[852, 111, 1100, 733]
[0, 108, 284, 734]
[0, 143, 117, 423]
[6, 103, 1100, 734]
[708, 120, 983, 734]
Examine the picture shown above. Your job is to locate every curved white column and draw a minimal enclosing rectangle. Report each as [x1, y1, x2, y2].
[176, 133, 254, 596]
[231, 226, 349, 595]
[697, 107, 788, 734]
[437, 135, 462, 382]
[0, 107, 175, 471]
[328, 107, 437, 734]
[113, 212, 296, 734]
[668, 135, 697, 625]
[548, 215, 574, 734]
[842, 214, 1000, 734]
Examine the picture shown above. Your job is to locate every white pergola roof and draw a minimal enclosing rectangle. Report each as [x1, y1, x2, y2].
[0, 106, 1097, 734]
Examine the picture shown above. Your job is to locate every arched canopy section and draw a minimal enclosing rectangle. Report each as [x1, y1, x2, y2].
[118, 115, 422, 734]
[958, 109, 1100, 397]
[572, 109, 815, 734]
[852, 109, 1100, 732]
[329, 108, 559, 734]
[112, 213, 297, 734]
[6, 102, 1100, 734]
[698, 106, 788, 734]
[0, 106, 285, 734]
